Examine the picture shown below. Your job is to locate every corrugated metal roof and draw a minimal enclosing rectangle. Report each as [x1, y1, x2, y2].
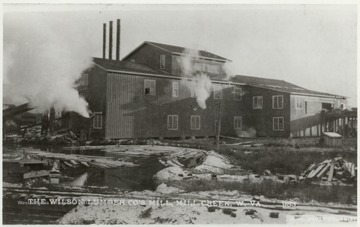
[93, 57, 166, 75]
[231, 75, 345, 98]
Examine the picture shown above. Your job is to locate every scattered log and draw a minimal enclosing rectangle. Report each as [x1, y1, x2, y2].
[24, 170, 50, 179]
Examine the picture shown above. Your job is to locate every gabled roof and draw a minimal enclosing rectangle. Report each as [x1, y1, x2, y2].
[123, 41, 230, 62]
[93, 57, 167, 75]
[231, 75, 345, 98]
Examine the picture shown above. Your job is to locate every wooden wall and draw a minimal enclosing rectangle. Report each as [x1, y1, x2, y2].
[123, 43, 172, 74]
[244, 86, 291, 137]
[289, 95, 347, 137]
[87, 66, 108, 138]
[104, 72, 245, 139]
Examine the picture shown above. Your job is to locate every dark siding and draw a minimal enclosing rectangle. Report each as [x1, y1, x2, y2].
[123, 43, 172, 74]
[244, 86, 291, 137]
[104, 73, 246, 139]
[88, 66, 107, 138]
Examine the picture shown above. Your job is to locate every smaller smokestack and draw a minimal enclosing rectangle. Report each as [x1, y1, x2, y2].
[109, 21, 113, 60]
[116, 19, 121, 61]
[102, 23, 106, 59]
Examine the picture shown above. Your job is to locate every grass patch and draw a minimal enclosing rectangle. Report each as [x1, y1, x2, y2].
[222, 147, 357, 175]
[165, 179, 357, 205]
[163, 138, 357, 175]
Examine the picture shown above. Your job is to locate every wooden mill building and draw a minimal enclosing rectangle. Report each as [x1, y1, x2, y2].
[65, 18, 351, 139]
[70, 40, 348, 140]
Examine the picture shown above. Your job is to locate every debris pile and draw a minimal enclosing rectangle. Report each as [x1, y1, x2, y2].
[20, 129, 79, 146]
[300, 157, 356, 186]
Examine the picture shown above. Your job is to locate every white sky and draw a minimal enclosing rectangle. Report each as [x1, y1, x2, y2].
[3, 4, 357, 107]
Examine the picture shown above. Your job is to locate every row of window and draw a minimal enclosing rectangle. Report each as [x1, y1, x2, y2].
[252, 95, 284, 109]
[167, 115, 284, 131]
[144, 79, 243, 100]
[92, 114, 284, 131]
[168, 115, 242, 130]
[159, 54, 221, 74]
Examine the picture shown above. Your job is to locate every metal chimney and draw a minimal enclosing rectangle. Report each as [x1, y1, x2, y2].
[102, 23, 106, 59]
[109, 21, 113, 60]
[116, 19, 121, 61]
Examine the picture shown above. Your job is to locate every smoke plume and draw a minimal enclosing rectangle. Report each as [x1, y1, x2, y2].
[178, 48, 213, 109]
[222, 61, 236, 81]
[3, 13, 93, 118]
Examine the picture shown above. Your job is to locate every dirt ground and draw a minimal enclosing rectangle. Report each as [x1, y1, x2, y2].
[3, 138, 357, 224]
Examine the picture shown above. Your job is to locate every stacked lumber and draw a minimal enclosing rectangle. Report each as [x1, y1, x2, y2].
[301, 157, 356, 184]
[26, 150, 138, 169]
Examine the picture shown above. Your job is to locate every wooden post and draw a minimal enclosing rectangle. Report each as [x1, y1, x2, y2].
[216, 99, 222, 152]
[316, 124, 319, 136]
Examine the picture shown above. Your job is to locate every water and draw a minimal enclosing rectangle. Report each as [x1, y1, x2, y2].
[3, 145, 166, 224]
[3, 145, 165, 191]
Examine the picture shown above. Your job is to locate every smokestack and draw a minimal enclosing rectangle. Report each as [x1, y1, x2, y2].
[109, 21, 113, 60]
[116, 19, 121, 61]
[102, 23, 106, 59]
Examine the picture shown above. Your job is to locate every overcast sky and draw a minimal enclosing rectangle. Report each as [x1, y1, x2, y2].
[4, 4, 357, 107]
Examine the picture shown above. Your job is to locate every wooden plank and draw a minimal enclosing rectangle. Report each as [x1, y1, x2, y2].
[80, 161, 90, 167]
[327, 161, 335, 181]
[70, 160, 78, 166]
[308, 164, 325, 178]
[306, 163, 316, 172]
[351, 164, 355, 177]
[24, 170, 50, 179]
[316, 163, 330, 178]
[63, 161, 74, 168]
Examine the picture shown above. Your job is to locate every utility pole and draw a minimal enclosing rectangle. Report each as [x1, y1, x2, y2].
[216, 97, 222, 152]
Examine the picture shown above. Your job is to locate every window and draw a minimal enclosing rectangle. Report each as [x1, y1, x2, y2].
[207, 64, 220, 74]
[144, 79, 156, 95]
[296, 97, 303, 109]
[234, 87, 242, 101]
[93, 113, 103, 129]
[167, 115, 178, 130]
[234, 116, 242, 129]
[190, 115, 201, 130]
[273, 117, 284, 131]
[305, 101, 308, 114]
[272, 95, 283, 109]
[194, 63, 202, 72]
[160, 55, 166, 69]
[172, 81, 179, 97]
[213, 84, 222, 99]
[253, 96, 263, 109]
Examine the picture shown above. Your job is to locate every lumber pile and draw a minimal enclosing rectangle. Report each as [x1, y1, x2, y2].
[300, 157, 356, 185]
[26, 150, 138, 169]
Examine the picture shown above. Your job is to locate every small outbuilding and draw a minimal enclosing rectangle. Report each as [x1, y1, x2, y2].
[323, 132, 343, 147]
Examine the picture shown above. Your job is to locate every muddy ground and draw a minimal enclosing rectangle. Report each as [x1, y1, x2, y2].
[2, 139, 357, 224]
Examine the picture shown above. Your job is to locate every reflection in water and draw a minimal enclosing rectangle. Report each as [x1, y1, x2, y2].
[3, 146, 166, 191]
[68, 172, 88, 186]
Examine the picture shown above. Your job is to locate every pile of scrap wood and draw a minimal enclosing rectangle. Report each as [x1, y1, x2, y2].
[300, 157, 356, 185]
[27, 150, 138, 169]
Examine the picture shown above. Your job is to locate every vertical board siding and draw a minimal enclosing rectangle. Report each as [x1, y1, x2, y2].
[289, 95, 344, 137]
[105, 72, 245, 139]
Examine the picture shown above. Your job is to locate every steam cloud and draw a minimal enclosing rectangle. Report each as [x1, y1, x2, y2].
[178, 48, 213, 109]
[3, 13, 93, 117]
